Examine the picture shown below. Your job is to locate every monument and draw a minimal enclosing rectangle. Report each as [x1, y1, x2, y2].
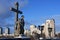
[10, 2, 30, 40]
[10, 2, 23, 36]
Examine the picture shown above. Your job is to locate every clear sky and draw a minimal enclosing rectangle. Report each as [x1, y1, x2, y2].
[0, 0, 60, 33]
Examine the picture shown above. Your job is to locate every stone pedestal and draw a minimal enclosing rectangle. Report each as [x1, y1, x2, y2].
[15, 34, 31, 40]
[14, 21, 20, 36]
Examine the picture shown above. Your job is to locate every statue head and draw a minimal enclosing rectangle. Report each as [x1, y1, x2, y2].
[21, 15, 24, 19]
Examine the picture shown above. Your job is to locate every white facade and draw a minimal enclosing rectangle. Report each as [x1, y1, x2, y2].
[26, 19, 55, 38]
[5, 27, 9, 34]
[41, 23, 45, 33]
[44, 19, 55, 38]
[30, 25, 41, 35]
[24, 30, 31, 37]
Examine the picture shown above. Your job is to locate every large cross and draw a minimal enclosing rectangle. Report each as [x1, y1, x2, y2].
[10, 2, 23, 36]
[10, 2, 22, 22]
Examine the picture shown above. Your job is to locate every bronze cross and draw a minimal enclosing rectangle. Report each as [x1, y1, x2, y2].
[10, 2, 22, 22]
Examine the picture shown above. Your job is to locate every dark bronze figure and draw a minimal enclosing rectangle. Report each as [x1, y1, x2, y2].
[20, 15, 25, 34]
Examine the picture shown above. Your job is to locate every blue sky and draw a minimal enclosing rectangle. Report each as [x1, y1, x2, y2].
[0, 0, 60, 33]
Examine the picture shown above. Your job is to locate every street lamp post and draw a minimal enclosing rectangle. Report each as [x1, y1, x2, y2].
[48, 27, 52, 38]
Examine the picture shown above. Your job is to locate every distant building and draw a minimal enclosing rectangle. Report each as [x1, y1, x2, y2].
[29, 19, 55, 38]
[5, 27, 10, 34]
[30, 25, 41, 40]
[30, 25, 41, 35]
[41, 23, 45, 34]
[0, 27, 3, 34]
[24, 29, 31, 37]
[43, 19, 55, 38]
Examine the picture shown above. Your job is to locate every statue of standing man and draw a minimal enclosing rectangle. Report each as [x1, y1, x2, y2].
[20, 15, 25, 34]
